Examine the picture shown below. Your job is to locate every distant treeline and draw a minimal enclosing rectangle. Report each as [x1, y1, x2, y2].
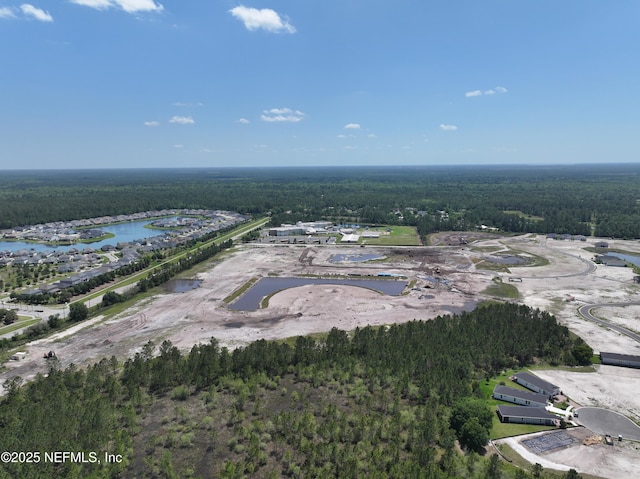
[0, 303, 589, 478]
[2, 164, 640, 238]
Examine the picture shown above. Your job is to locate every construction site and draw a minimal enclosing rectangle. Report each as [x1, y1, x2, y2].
[2, 231, 640, 478]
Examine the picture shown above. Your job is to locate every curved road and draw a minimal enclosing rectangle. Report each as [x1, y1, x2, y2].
[575, 407, 640, 441]
[530, 242, 640, 345]
[577, 302, 640, 344]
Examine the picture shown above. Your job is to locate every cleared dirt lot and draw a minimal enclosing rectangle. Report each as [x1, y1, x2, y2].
[3, 234, 640, 478]
[2, 243, 492, 378]
[497, 427, 640, 478]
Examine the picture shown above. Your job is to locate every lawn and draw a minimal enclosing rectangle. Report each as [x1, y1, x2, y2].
[359, 225, 421, 246]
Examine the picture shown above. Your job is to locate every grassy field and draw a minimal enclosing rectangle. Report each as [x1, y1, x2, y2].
[359, 225, 422, 246]
[483, 278, 520, 299]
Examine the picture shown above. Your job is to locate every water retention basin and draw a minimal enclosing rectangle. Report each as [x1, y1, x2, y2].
[229, 277, 408, 311]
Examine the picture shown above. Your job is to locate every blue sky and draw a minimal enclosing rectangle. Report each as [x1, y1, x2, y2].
[1, 1, 639, 169]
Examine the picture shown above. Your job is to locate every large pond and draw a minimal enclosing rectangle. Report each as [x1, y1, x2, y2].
[230, 277, 408, 311]
[608, 252, 640, 268]
[0, 219, 176, 254]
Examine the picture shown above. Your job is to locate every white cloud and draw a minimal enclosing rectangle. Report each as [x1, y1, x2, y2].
[144, 120, 160, 127]
[70, 0, 163, 14]
[440, 124, 458, 131]
[0, 7, 17, 18]
[267, 108, 295, 115]
[70, 0, 112, 10]
[116, 0, 163, 13]
[344, 123, 360, 129]
[169, 116, 194, 125]
[21, 4, 53, 22]
[368, 133, 377, 138]
[229, 5, 295, 33]
[261, 108, 305, 122]
[336, 134, 346, 139]
[237, 118, 250, 124]
[173, 144, 184, 148]
[465, 86, 508, 97]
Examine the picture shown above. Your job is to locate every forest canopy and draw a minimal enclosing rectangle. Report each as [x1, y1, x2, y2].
[1, 164, 640, 238]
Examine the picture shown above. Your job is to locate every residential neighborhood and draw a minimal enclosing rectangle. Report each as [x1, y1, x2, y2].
[0, 209, 247, 298]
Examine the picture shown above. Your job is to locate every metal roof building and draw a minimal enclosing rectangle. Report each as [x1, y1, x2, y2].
[600, 352, 640, 369]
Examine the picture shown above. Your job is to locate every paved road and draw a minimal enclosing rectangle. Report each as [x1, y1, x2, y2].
[575, 407, 640, 441]
[577, 302, 640, 344]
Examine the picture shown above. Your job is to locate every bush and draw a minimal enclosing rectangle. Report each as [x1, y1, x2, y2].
[171, 385, 190, 401]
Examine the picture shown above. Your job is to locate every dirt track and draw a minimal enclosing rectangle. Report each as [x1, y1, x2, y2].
[3, 234, 640, 478]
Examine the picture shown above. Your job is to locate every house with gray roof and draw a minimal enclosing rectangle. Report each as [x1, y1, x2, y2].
[492, 385, 549, 408]
[496, 406, 559, 426]
[511, 371, 560, 398]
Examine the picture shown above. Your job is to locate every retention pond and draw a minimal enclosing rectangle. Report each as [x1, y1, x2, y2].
[230, 277, 408, 311]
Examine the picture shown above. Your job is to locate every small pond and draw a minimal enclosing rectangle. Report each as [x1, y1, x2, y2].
[330, 253, 385, 263]
[164, 278, 202, 293]
[441, 301, 478, 315]
[230, 277, 408, 311]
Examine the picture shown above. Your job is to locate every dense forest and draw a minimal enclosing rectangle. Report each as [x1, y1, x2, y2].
[1, 164, 640, 239]
[0, 303, 590, 479]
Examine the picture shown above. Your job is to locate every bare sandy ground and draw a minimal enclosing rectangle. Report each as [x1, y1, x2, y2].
[2, 243, 492, 382]
[3, 234, 640, 478]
